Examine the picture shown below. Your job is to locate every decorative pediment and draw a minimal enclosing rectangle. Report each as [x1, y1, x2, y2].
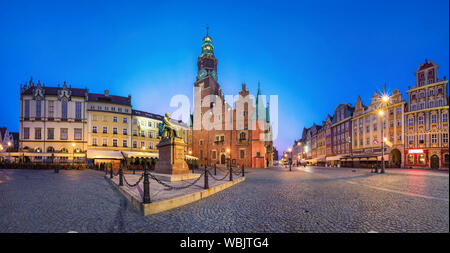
[33, 81, 45, 100]
[58, 81, 72, 101]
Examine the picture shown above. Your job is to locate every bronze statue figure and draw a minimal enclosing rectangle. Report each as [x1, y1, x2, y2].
[158, 112, 179, 139]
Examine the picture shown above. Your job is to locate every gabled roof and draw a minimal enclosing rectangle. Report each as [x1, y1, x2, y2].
[88, 93, 131, 106]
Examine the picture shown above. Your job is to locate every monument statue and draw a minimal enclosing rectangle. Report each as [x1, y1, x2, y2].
[158, 112, 179, 139]
[154, 112, 190, 176]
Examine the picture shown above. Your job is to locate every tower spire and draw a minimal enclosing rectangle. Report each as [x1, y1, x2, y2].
[206, 24, 209, 36]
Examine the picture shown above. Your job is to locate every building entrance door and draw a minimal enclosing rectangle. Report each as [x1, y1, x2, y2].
[430, 155, 439, 169]
[221, 154, 226, 165]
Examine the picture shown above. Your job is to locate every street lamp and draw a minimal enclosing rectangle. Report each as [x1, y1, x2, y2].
[226, 148, 230, 169]
[72, 143, 76, 166]
[378, 92, 390, 174]
[288, 148, 292, 171]
[7, 141, 12, 162]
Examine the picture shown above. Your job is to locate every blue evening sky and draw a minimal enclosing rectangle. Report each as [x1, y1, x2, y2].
[1, 0, 448, 154]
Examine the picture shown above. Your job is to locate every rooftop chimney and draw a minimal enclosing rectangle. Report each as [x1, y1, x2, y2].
[104, 90, 109, 96]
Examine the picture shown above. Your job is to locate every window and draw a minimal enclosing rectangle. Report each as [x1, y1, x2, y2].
[35, 128, 41, 139]
[373, 124, 377, 131]
[429, 101, 434, 108]
[123, 117, 128, 123]
[75, 102, 82, 119]
[389, 121, 394, 127]
[431, 115, 437, 123]
[360, 139, 363, 145]
[397, 120, 401, 126]
[105, 106, 109, 111]
[133, 119, 137, 124]
[148, 131, 154, 138]
[61, 101, 68, 119]
[199, 139, 203, 146]
[408, 136, 414, 145]
[396, 108, 401, 114]
[24, 100, 30, 118]
[443, 114, 448, 122]
[141, 130, 145, 137]
[438, 100, 443, 107]
[389, 110, 393, 116]
[418, 154, 426, 165]
[408, 118, 414, 126]
[148, 121, 152, 127]
[113, 116, 118, 122]
[113, 127, 118, 134]
[418, 116, 424, 125]
[111, 107, 115, 111]
[97, 106, 102, 110]
[102, 138, 108, 147]
[412, 105, 416, 111]
[239, 132, 246, 140]
[407, 154, 414, 164]
[212, 150, 217, 160]
[366, 126, 370, 133]
[149, 142, 154, 149]
[365, 116, 370, 122]
[123, 128, 127, 135]
[133, 141, 137, 148]
[200, 150, 203, 160]
[431, 134, 437, 144]
[48, 101, 54, 118]
[92, 126, 97, 133]
[132, 130, 137, 136]
[123, 139, 127, 147]
[125, 108, 129, 113]
[92, 138, 97, 146]
[429, 89, 434, 96]
[47, 128, 54, 140]
[74, 128, 82, 140]
[103, 126, 108, 134]
[60, 128, 68, 140]
[397, 134, 401, 141]
[113, 139, 118, 147]
[366, 138, 370, 145]
[24, 128, 30, 139]
[140, 141, 145, 148]
[443, 133, 448, 144]
[419, 135, 424, 144]
[240, 150, 245, 159]
[36, 100, 41, 118]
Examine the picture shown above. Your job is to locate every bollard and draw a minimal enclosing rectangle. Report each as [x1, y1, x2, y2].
[204, 167, 209, 189]
[110, 164, 113, 179]
[133, 166, 135, 175]
[56, 164, 59, 173]
[214, 163, 217, 175]
[229, 166, 233, 181]
[119, 163, 123, 186]
[143, 164, 151, 204]
[242, 165, 244, 177]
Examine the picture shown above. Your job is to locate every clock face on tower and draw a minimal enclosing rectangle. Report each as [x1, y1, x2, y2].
[198, 69, 207, 80]
[211, 71, 217, 81]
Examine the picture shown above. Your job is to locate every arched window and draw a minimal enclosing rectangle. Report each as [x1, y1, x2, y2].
[61, 147, 68, 153]
[34, 147, 42, 153]
[239, 132, 246, 140]
[47, 146, 55, 153]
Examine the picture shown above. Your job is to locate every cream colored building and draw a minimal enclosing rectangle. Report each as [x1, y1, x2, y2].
[351, 89, 406, 168]
[19, 79, 88, 162]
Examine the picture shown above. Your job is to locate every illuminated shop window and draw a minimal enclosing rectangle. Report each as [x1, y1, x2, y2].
[418, 154, 426, 165]
[408, 154, 414, 164]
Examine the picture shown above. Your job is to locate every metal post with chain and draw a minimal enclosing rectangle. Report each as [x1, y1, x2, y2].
[119, 162, 123, 186]
[204, 166, 209, 189]
[229, 165, 233, 181]
[143, 163, 151, 204]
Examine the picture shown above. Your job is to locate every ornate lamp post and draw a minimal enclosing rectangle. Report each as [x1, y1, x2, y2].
[226, 148, 230, 169]
[7, 141, 12, 162]
[71, 143, 76, 167]
[379, 93, 390, 174]
[288, 148, 292, 171]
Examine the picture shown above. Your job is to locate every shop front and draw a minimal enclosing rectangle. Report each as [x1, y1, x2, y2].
[405, 149, 429, 168]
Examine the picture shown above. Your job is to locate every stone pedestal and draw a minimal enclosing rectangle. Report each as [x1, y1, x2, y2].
[154, 137, 190, 175]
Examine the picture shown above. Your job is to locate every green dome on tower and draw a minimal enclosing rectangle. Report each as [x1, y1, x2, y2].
[201, 25, 214, 55]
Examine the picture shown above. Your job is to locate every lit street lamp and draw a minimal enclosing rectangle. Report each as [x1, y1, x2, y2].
[7, 141, 11, 162]
[378, 92, 390, 174]
[72, 143, 76, 166]
[288, 148, 292, 171]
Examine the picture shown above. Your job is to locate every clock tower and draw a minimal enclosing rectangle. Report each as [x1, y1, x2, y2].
[196, 26, 218, 83]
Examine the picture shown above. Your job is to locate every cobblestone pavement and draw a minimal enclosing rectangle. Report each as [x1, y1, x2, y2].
[0, 167, 448, 233]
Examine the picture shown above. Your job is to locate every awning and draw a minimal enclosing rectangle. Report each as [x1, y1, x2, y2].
[1, 152, 86, 157]
[315, 156, 326, 161]
[326, 155, 343, 161]
[185, 155, 198, 160]
[87, 150, 124, 159]
[377, 155, 390, 161]
[122, 151, 158, 159]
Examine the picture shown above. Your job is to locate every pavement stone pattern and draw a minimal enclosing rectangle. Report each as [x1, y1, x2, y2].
[0, 166, 448, 233]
